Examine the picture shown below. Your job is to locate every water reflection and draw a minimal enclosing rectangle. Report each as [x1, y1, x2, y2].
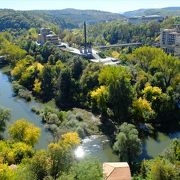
[75, 133, 180, 162]
[74, 146, 85, 158]
[75, 135, 119, 162]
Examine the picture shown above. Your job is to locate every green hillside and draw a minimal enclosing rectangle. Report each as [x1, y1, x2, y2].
[0, 8, 124, 31]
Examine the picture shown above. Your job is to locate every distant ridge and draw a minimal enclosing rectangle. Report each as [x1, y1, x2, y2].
[30, 8, 125, 27]
[123, 7, 180, 17]
[0, 8, 125, 30]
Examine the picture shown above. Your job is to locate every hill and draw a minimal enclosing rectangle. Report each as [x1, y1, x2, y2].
[0, 8, 124, 31]
[123, 7, 180, 17]
[0, 9, 54, 31]
[32, 9, 125, 27]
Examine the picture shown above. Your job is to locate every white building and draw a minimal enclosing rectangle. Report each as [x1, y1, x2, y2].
[128, 15, 164, 25]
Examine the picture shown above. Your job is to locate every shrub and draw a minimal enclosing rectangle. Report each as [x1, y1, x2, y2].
[12, 81, 24, 95]
[18, 89, 32, 101]
[31, 106, 41, 114]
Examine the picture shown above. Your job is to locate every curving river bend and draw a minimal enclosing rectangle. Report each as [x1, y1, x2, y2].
[0, 68, 179, 161]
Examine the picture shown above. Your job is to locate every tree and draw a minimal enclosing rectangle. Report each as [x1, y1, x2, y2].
[33, 79, 41, 95]
[41, 65, 54, 101]
[48, 54, 56, 65]
[0, 108, 10, 133]
[8, 119, 40, 146]
[29, 150, 49, 180]
[151, 54, 180, 88]
[99, 66, 133, 122]
[90, 86, 109, 115]
[0, 140, 33, 165]
[80, 63, 102, 105]
[1, 39, 26, 63]
[0, 163, 14, 180]
[142, 84, 171, 116]
[48, 132, 80, 179]
[161, 139, 180, 163]
[139, 139, 180, 180]
[132, 97, 156, 123]
[113, 123, 142, 165]
[148, 158, 178, 180]
[56, 68, 73, 107]
[11, 56, 34, 80]
[132, 46, 165, 72]
[72, 159, 103, 180]
[69, 57, 86, 80]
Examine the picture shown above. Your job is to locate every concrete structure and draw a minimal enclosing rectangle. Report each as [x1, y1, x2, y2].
[128, 15, 164, 25]
[38, 28, 59, 45]
[160, 24, 180, 56]
[80, 22, 93, 57]
[98, 43, 142, 49]
[91, 57, 120, 66]
[103, 162, 131, 180]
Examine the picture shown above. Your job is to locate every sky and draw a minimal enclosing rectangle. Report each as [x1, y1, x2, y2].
[0, 0, 180, 13]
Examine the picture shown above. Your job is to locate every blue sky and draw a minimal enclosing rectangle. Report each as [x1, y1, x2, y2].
[0, 0, 180, 13]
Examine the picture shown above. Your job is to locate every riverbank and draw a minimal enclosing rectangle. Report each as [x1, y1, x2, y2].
[1, 66, 103, 138]
[0, 68, 53, 149]
[0, 67, 179, 162]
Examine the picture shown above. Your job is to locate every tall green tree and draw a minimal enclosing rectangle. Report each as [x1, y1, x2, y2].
[0, 107, 10, 134]
[99, 66, 134, 122]
[56, 68, 74, 107]
[72, 159, 103, 180]
[41, 65, 54, 101]
[113, 123, 142, 165]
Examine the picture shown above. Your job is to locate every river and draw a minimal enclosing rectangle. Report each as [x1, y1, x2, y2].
[0, 68, 179, 161]
[0, 69, 53, 149]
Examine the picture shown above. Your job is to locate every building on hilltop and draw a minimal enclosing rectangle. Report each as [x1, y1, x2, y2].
[103, 162, 131, 180]
[38, 28, 59, 45]
[128, 15, 164, 25]
[160, 24, 180, 57]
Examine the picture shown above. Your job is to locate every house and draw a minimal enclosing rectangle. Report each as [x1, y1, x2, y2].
[103, 162, 131, 180]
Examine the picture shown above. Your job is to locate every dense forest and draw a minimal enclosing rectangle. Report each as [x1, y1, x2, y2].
[0, 8, 180, 180]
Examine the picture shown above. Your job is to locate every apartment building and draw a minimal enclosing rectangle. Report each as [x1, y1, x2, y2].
[160, 25, 180, 56]
[38, 28, 59, 45]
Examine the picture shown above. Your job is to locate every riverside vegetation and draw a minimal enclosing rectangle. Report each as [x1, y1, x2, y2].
[0, 9, 180, 179]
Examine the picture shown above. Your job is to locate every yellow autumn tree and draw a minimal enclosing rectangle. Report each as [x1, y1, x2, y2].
[48, 132, 80, 179]
[8, 119, 40, 147]
[0, 163, 14, 180]
[59, 132, 80, 149]
[142, 84, 162, 101]
[11, 57, 33, 80]
[132, 97, 156, 123]
[90, 85, 109, 113]
[33, 79, 41, 94]
[111, 51, 120, 59]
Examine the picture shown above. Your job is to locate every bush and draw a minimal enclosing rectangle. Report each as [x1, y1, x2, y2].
[18, 89, 32, 101]
[72, 159, 103, 180]
[76, 112, 83, 122]
[31, 106, 41, 114]
[12, 81, 24, 95]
